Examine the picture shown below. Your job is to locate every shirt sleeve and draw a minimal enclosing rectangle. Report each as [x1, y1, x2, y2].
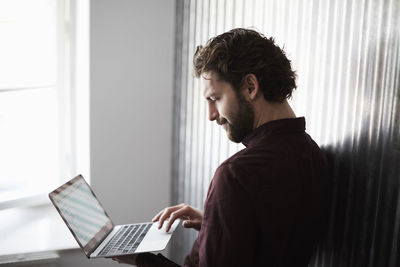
[192, 162, 257, 267]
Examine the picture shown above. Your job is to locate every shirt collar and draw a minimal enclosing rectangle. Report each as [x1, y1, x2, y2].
[242, 117, 306, 147]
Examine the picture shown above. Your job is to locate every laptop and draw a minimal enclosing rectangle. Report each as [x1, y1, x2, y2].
[49, 175, 179, 258]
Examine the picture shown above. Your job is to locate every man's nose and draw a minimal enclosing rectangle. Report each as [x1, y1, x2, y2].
[208, 103, 219, 121]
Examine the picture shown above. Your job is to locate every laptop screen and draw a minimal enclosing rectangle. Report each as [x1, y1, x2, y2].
[49, 175, 114, 256]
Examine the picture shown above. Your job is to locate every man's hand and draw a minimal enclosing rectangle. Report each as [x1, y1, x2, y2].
[152, 203, 203, 232]
[109, 254, 137, 265]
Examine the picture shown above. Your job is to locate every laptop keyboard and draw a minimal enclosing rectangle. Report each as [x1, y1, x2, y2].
[98, 223, 152, 256]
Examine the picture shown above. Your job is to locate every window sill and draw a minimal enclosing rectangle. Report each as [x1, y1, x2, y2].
[0, 203, 78, 259]
[0, 191, 50, 211]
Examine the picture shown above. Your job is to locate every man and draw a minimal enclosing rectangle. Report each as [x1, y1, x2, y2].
[112, 28, 329, 266]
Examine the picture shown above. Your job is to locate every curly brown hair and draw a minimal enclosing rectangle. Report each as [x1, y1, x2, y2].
[193, 28, 296, 102]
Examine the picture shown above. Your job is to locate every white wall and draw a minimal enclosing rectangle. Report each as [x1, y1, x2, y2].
[59, 0, 175, 265]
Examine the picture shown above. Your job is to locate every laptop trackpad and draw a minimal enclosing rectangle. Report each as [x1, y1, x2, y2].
[135, 220, 180, 253]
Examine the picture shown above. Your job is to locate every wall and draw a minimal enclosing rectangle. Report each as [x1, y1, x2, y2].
[58, 0, 175, 266]
[171, 0, 400, 266]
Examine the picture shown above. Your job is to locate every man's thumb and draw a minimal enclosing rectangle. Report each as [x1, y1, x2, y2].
[182, 220, 194, 228]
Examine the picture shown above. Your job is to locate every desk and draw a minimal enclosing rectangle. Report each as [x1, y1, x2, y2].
[0, 204, 78, 265]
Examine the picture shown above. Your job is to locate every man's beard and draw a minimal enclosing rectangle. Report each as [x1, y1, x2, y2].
[219, 93, 255, 143]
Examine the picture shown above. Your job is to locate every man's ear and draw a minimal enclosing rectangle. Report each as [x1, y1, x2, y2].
[243, 74, 260, 101]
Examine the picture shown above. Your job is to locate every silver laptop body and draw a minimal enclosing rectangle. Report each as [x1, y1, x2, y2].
[49, 175, 178, 258]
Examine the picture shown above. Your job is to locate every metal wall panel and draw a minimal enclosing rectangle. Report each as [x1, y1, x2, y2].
[171, 0, 400, 266]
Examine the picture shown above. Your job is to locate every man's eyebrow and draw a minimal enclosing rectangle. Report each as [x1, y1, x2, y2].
[205, 93, 218, 100]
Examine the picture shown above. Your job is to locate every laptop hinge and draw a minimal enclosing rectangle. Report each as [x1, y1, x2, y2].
[88, 224, 115, 257]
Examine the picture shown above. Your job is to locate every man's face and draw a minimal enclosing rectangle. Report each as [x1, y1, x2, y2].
[202, 72, 255, 143]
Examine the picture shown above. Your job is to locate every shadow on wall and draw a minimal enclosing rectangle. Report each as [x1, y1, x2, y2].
[309, 10, 400, 265]
[311, 120, 400, 267]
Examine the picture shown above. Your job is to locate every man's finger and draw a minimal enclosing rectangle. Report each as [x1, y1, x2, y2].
[152, 203, 188, 222]
[152, 210, 164, 222]
[157, 204, 187, 229]
[157, 208, 171, 229]
[182, 220, 191, 228]
[165, 205, 190, 232]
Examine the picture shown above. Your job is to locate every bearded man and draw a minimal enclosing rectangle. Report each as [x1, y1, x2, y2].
[112, 28, 330, 267]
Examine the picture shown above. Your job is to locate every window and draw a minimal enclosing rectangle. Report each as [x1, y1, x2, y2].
[0, 0, 89, 209]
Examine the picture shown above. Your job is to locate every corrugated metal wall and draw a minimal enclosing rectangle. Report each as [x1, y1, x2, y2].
[170, 0, 400, 266]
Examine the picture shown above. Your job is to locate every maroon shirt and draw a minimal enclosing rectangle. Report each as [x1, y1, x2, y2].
[137, 117, 330, 267]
